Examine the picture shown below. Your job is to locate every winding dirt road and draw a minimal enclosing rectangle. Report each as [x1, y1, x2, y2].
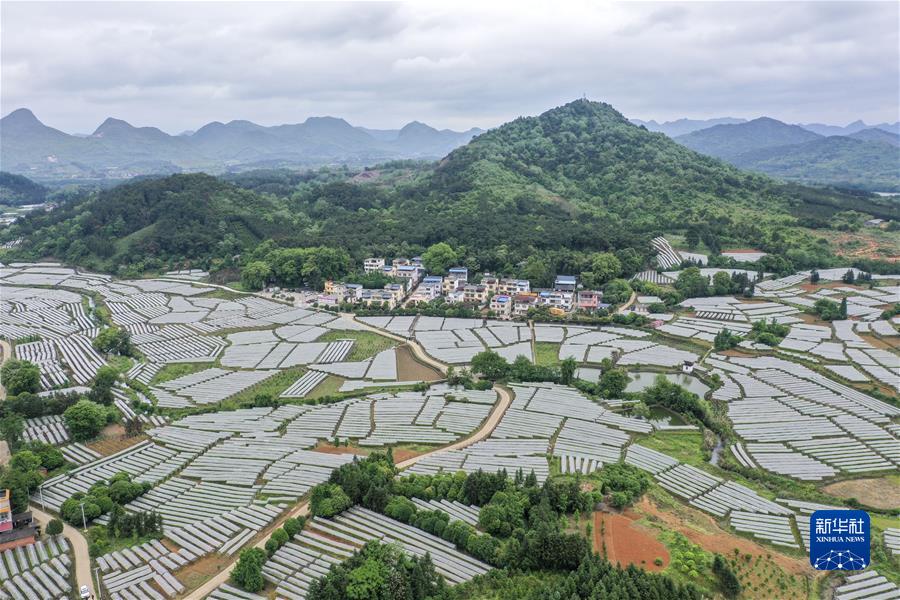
[185, 384, 512, 599]
[30, 506, 96, 597]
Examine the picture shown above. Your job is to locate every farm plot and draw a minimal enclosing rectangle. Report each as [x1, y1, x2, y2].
[406, 383, 651, 482]
[705, 353, 899, 480]
[97, 539, 187, 599]
[150, 368, 281, 408]
[263, 506, 491, 598]
[34, 440, 193, 511]
[21, 414, 70, 445]
[0, 535, 72, 600]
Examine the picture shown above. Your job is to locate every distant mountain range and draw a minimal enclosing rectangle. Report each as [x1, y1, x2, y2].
[0, 108, 483, 181]
[12, 99, 897, 273]
[672, 117, 900, 191]
[631, 116, 900, 138]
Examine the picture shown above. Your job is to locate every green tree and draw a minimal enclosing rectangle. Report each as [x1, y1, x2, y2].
[581, 252, 622, 289]
[559, 357, 576, 385]
[470, 351, 509, 381]
[241, 261, 271, 291]
[231, 547, 266, 592]
[675, 267, 710, 298]
[713, 328, 741, 351]
[47, 519, 64, 535]
[310, 483, 353, 518]
[63, 400, 108, 442]
[601, 278, 632, 305]
[421, 242, 458, 275]
[1, 359, 40, 396]
[599, 368, 629, 398]
[0, 414, 24, 448]
[92, 327, 132, 356]
[90, 366, 119, 405]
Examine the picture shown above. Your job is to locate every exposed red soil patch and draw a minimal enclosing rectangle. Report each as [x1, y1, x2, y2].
[393, 448, 424, 462]
[594, 511, 669, 572]
[314, 443, 369, 457]
[635, 497, 812, 577]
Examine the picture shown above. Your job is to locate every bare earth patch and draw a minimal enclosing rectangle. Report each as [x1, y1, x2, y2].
[396, 345, 442, 381]
[594, 511, 669, 572]
[635, 497, 812, 578]
[314, 442, 369, 457]
[86, 426, 148, 456]
[822, 478, 900, 510]
[176, 553, 234, 590]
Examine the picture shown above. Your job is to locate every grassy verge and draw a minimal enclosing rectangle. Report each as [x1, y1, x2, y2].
[199, 288, 247, 300]
[106, 355, 134, 374]
[533, 342, 561, 366]
[149, 362, 214, 385]
[639, 430, 707, 467]
[306, 375, 345, 399]
[317, 330, 396, 361]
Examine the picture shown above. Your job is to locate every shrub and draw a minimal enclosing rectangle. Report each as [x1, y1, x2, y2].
[46, 519, 63, 535]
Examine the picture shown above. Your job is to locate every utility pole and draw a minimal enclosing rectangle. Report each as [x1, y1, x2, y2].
[79, 503, 87, 530]
[93, 566, 102, 599]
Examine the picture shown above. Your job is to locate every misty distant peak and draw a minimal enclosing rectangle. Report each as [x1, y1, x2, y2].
[93, 117, 135, 136]
[2, 107, 42, 126]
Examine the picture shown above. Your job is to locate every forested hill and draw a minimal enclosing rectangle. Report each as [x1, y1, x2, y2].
[424, 99, 882, 230]
[0, 172, 49, 205]
[2, 99, 897, 278]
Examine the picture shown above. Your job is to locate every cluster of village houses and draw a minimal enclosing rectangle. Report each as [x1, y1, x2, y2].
[314, 257, 651, 319]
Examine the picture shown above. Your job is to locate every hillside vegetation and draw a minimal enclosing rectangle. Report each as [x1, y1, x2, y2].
[2, 100, 897, 278]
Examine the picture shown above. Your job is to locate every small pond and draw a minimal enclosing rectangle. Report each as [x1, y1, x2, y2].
[624, 371, 710, 397]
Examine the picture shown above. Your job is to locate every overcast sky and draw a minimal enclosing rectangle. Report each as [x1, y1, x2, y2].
[2, 1, 898, 134]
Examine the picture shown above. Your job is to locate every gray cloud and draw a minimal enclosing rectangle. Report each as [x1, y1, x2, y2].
[1, 1, 897, 134]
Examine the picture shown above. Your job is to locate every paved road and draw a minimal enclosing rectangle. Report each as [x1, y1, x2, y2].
[185, 384, 512, 599]
[617, 291, 638, 314]
[30, 506, 96, 598]
[0, 338, 12, 400]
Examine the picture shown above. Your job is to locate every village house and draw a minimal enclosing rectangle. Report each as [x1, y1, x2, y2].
[513, 292, 539, 316]
[576, 290, 608, 312]
[537, 289, 574, 311]
[363, 257, 385, 273]
[463, 284, 489, 305]
[489, 294, 513, 318]
[634, 295, 663, 314]
[498, 278, 530, 295]
[554, 274, 577, 292]
[443, 267, 469, 294]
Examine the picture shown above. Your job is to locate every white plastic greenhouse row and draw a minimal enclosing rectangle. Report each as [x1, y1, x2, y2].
[744, 443, 836, 480]
[833, 570, 899, 600]
[0, 536, 67, 581]
[728, 511, 799, 549]
[21, 414, 69, 445]
[35, 441, 189, 511]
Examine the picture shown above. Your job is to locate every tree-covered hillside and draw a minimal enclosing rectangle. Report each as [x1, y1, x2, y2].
[732, 136, 900, 192]
[0, 172, 49, 205]
[2, 100, 897, 279]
